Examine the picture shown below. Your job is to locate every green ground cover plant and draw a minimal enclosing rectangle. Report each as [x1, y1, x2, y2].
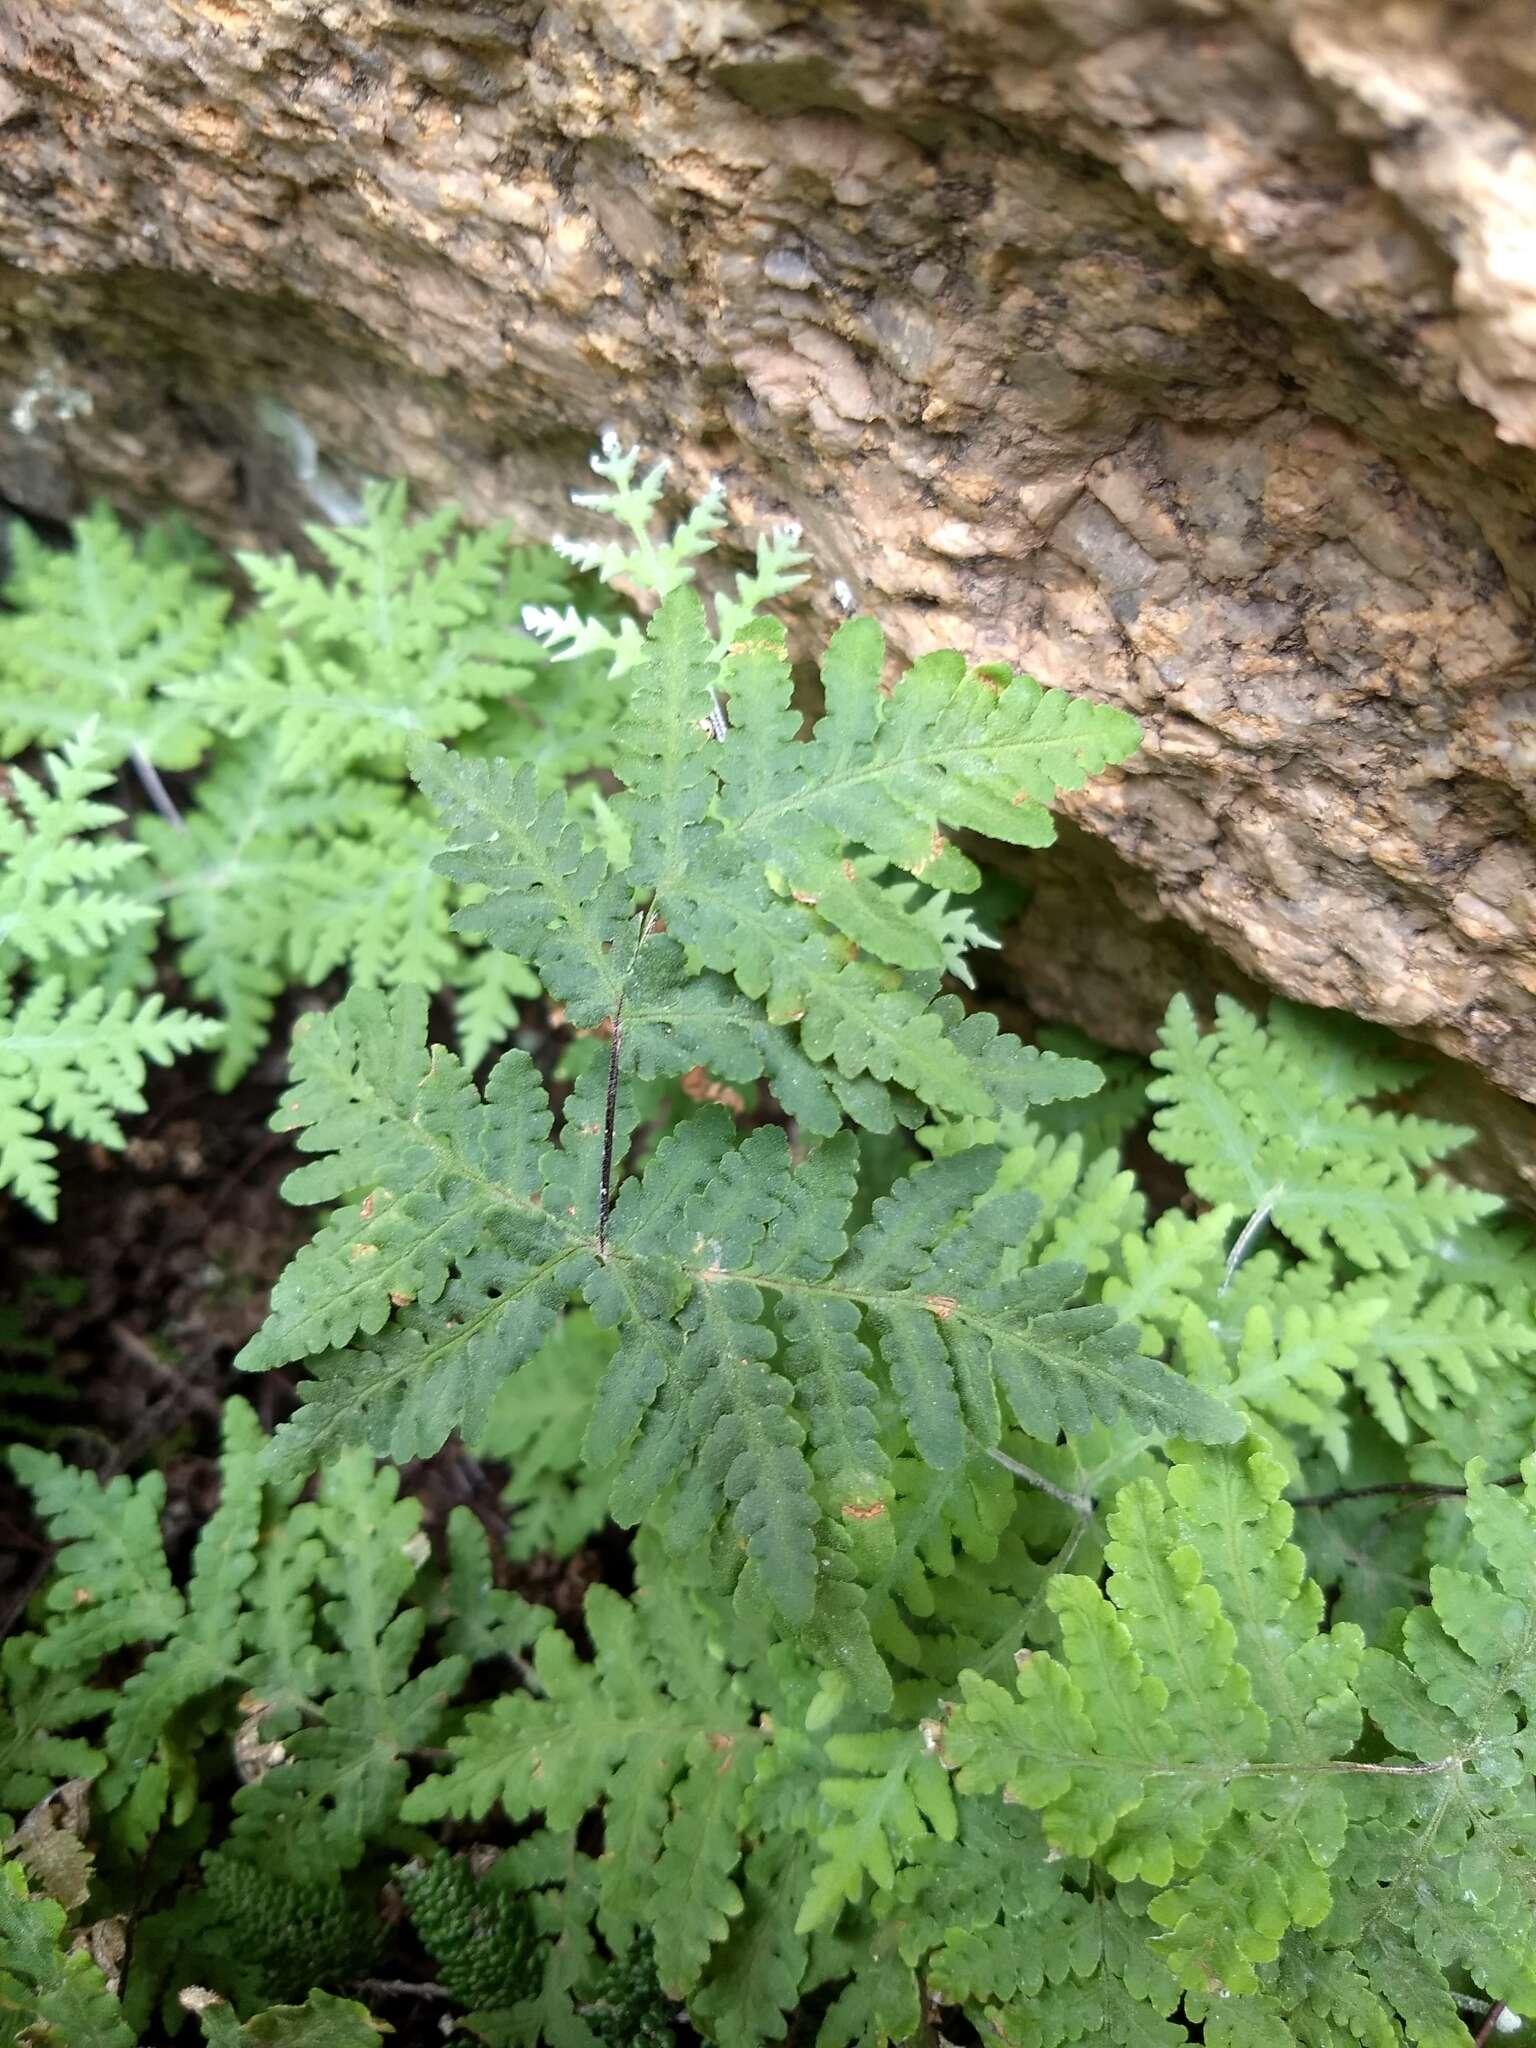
[2, 447, 1534, 2047]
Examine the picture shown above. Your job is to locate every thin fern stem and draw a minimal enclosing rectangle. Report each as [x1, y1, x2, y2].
[130, 744, 185, 829]
[1218, 1184, 1282, 1294]
[985, 1444, 1094, 1517]
[1291, 1472, 1521, 1510]
[596, 902, 659, 1259]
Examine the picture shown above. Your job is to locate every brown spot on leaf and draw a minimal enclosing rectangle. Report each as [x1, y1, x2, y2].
[912, 827, 948, 877]
[680, 1066, 747, 1113]
[706, 1731, 738, 1771]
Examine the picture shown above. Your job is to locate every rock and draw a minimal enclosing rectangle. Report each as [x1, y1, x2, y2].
[991, 822, 1536, 1206]
[0, 0, 1532, 1123]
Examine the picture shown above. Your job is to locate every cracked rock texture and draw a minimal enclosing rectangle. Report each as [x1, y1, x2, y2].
[1, 0, 1534, 1169]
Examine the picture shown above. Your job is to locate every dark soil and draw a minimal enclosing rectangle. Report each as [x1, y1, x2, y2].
[0, 1036, 309, 1633]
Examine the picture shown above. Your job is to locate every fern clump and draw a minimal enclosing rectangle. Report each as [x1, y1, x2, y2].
[0, 485, 609, 1121]
[232, 514, 1200, 1663]
[0, 1399, 544, 2025]
[7, 443, 1536, 2047]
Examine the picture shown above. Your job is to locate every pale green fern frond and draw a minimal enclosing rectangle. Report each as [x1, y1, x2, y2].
[0, 980, 221, 1219]
[0, 729, 156, 971]
[531, 437, 812, 678]
[0, 725, 220, 1216]
[170, 481, 571, 783]
[141, 740, 536, 1089]
[1149, 995, 1498, 1270]
[0, 506, 226, 770]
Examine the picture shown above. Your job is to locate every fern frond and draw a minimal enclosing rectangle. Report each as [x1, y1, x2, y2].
[0, 723, 220, 1214]
[0, 506, 226, 769]
[100, 1400, 266, 1833]
[403, 1576, 758, 1995]
[0, 1639, 104, 1815]
[686, 1840, 808, 2048]
[0, 979, 222, 1218]
[944, 1441, 1364, 1995]
[170, 482, 570, 782]
[0, 1859, 134, 2048]
[555, 442, 731, 606]
[532, 436, 810, 686]
[795, 1728, 956, 1933]
[7, 1454, 182, 1671]
[418, 588, 1128, 1130]
[945, 1443, 1536, 2023]
[240, 985, 1237, 1624]
[425, 1505, 550, 1666]
[1345, 1456, 1536, 2021]
[614, 597, 1136, 1115]
[1148, 995, 1499, 1270]
[0, 729, 155, 971]
[229, 1452, 467, 1876]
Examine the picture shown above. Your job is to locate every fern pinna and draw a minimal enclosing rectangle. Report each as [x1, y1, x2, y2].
[0, 727, 220, 1216]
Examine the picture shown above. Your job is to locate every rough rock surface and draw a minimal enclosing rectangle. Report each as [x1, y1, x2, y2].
[1, 0, 1533, 1146]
